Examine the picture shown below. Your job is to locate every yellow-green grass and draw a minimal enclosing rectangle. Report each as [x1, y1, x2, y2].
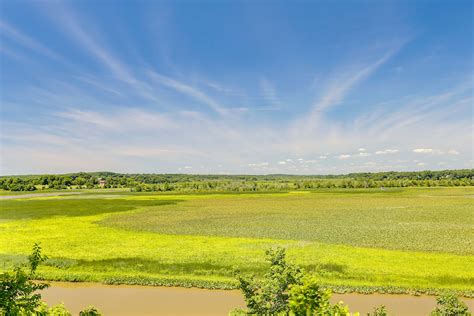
[0, 187, 473, 295]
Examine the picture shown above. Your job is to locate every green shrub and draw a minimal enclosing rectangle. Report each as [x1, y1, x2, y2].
[0, 243, 49, 315]
[330, 301, 352, 316]
[288, 277, 332, 314]
[288, 277, 356, 315]
[431, 293, 471, 316]
[228, 309, 248, 316]
[234, 247, 304, 315]
[79, 306, 102, 315]
[0, 243, 101, 316]
[34, 302, 71, 316]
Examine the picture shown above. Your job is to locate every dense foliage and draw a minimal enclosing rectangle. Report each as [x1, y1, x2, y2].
[0, 243, 49, 315]
[235, 248, 304, 315]
[0, 169, 473, 192]
[0, 244, 101, 316]
[288, 277, 353, 316]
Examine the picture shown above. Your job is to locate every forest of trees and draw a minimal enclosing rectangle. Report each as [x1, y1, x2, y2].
[0, 169, 473, 192]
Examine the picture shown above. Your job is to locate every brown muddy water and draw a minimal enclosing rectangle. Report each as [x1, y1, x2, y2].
[41, 282, 474, 316]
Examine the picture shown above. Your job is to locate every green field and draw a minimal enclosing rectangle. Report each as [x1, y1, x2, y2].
[0, 187, 473, 295]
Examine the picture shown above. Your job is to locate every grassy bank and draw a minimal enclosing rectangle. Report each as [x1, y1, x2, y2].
[0, 187, 472, 296]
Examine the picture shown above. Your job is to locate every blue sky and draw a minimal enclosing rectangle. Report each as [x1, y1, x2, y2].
[0, 0, 472, 175]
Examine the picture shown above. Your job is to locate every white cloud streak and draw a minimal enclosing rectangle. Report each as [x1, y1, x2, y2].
[0, 20, 63, 61]
[337, 154, 351, 159]
[148, 72, 227, 115]
[375, 149, 399, 155]
[310, 49, 400, 115]
[413, 148, 460, 155]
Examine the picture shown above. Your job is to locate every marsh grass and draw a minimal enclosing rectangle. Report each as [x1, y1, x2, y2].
[101, 188, 474, 254]
[0, 187, 473, 295]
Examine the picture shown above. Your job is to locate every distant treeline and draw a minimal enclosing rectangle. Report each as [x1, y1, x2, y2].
[0, 169, 473, 192]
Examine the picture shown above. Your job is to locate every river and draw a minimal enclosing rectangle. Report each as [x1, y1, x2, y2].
[41, 282, 474, 315]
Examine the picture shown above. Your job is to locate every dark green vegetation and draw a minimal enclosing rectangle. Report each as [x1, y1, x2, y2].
[1, 169, 473, 191]
[0, 198, 181, 221]
[0, 187, 472, 296]
[231, 248, 471, 316]
[0, 243, 49, 315]
[0, 244, 101, 316]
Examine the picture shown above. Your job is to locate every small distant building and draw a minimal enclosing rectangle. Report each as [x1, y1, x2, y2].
[98, 178, 106, 188]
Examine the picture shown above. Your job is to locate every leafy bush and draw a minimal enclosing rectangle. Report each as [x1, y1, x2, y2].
[0, 243, 101, 316]
[79, 306, 102, 316]
[234, 247, 304, 315]
[36, 302, 72, 315]
[288, 277, 333, 315]
[431, 293, 471, 316]
[0, 243, 49, 315]
[288, 277, 354, 315]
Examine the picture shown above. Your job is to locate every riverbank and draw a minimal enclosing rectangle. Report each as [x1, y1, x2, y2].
[42, 282, 474, 316]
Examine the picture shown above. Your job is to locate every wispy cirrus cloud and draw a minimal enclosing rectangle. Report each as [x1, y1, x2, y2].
[0, 20, 63, 61]
[366, 89, 472, 138]
[310, 48, 402, 116]
[192, 77, 247, 98]
[40, 3, 163, 105]
[3, 67, 470, 175]
[287, 44, 407, 141]
[55, 108, 178, 131]
[46, 5, 133, 82]
[148, 71, 227, 115]
[1, 3, 472, 175]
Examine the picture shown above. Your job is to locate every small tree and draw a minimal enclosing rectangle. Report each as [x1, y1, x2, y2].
[0, 243, 49, 315]
[234, 247, 304, 315]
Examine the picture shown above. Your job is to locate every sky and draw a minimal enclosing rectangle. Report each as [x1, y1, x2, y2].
[0, 0, 472, 175]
